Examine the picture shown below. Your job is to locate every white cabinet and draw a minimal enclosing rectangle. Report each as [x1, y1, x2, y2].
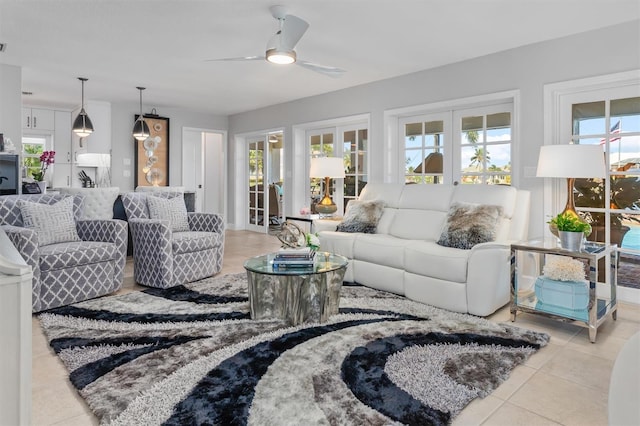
[52, 110, 79, 188]
[22, 107, 54, 131]
[54, 110, 72, 163]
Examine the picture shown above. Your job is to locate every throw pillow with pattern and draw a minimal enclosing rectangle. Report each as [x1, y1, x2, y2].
[147, 195, 190, 232]
[19, 197, 81, 246]
[437, 202, 504, 250]
[336, 199, 385, 234]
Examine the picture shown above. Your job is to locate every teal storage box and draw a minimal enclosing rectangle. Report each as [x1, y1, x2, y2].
[534, 277, 589, 310]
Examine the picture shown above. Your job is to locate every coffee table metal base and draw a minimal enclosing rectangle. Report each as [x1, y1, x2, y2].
[246, 268, 346, 326]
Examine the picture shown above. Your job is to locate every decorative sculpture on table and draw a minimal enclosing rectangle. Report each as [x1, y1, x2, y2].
[277, 221, 320, 251]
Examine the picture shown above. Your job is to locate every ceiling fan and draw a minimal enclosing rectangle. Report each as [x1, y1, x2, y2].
[207, 5, 346, 78]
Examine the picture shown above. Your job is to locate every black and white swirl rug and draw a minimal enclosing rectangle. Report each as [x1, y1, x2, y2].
[39, 273, 548, 425]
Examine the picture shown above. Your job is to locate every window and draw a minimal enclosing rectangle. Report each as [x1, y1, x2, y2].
[399, 101, 514, 186]
[309, 130, 335, 208]
[343, 128, 368, 207]
[307, 123, 369, 213]
[455, 107, 512, 185]
[547, 71, 640, 293]
[22, 136, 46, 179]
[403, 117, 445, 184]
[571, 96, 640, 255]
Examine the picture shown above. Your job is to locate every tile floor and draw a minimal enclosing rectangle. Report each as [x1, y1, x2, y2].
[31, 230, 640, 425]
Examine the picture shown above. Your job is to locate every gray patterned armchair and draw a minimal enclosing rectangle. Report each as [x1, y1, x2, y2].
[0, 194, 128, 312]
[121, 192, 225, 288]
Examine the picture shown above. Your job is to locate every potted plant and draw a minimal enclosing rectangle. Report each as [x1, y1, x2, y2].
[548, 212, 592, 251]
[574, 176, 640, 245]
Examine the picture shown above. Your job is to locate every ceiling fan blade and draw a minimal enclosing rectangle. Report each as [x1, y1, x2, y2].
[297, 60, 346, 78]
[280, 14, 309, 50]
[205, 56, 265, 62]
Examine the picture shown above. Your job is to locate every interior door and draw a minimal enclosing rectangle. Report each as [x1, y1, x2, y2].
[182, 128, 225, 214]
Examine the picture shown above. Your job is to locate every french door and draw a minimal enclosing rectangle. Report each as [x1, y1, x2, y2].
[247, 137, 266, 232]
[307, 123, 368, 214]
[399, 102, 514, 186]
[246, 132, 284, 232]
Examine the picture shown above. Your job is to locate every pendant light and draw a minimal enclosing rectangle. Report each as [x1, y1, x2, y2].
[132, 86, 150, 141]
[72, 77, 94, 138]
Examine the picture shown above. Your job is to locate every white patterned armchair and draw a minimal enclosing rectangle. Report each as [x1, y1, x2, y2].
[121, 192, 225, 288]
[0, 194, 128, 312]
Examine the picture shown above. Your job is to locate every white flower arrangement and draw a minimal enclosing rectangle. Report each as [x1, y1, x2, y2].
[543, 255, 586, 282]
[297, 232, 320, 251]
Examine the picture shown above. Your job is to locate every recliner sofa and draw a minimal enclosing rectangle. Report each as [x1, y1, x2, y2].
[317, 183, 530, 316]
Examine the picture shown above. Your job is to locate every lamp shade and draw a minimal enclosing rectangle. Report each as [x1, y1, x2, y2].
[72, 109, 94, 138]
[536, 144, 605, 178]
[310, 157, 345, 178]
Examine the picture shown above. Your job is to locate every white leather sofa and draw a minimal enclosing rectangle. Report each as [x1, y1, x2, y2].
[317, 183, 530, 316]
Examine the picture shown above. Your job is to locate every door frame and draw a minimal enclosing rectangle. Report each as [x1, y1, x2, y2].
[181, 127, 227, 218]
[233, 128, 285, 233]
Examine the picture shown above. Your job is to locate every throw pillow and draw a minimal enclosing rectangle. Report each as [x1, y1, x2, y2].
[19, 197, 81, 246]
[147, 195, 190, 232]
[336, 199, 385, 234]
[437, 202, 504, 250]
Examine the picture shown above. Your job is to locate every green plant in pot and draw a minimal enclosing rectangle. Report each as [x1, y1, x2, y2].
[574, 176, 640, 245]
[548, 212, 592, 251]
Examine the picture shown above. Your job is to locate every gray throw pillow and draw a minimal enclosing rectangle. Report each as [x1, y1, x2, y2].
[19, 197, 81, 246]
[147, 195, 190, 232]
[336, 199, 385, 234]
[437, 202, 504, 250]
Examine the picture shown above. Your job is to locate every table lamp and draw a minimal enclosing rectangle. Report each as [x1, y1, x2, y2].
[536, 144, 605, 233]
[310, 157, 345, 215]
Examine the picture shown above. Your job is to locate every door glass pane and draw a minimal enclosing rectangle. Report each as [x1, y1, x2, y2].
[267, 132, 283, 226]
[611, 97, 640, 133]
[248, 140, 265, 226]
[404, 119, 444, 184]
[572, 101, 605, 135]
[343, 127, 368, 209]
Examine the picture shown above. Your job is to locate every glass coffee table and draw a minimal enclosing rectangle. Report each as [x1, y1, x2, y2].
[243, 252, 348, 326]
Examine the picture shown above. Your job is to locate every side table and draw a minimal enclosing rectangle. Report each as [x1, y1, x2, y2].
[243, 252, 348, 326]
[510, 238, 618, 343]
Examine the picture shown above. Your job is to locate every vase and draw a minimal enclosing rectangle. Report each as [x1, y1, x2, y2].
[36, 181, 46, 194]
[558, 230, 584, 252]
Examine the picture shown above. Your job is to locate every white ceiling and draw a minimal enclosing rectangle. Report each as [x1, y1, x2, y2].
[1, 0, 639, 116]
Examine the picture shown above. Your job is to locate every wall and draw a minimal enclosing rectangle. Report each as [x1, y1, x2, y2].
[227, 20, 640, 237]
[110, 103, 227, 191]
[0, 64, 22, 149]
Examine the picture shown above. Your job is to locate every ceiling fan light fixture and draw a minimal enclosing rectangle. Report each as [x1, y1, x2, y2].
[72, 77, 94, 138]
[266, 48, 296, 65]
[132, 86, 150, 142]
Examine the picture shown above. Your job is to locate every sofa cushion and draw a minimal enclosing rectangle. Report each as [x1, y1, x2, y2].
[19, 197, 81, 246]
[353, 234, 410, 270]
[405, 241, 470, 283]
[172, 231, 220, 254]
[39, 241, 117, 272]
[147, 195, 190, 232]
[317, 231, 357, 259]
[336, 199, 385, 233]
[437, 202, 504, 250]
[389, 209, 448, 241]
